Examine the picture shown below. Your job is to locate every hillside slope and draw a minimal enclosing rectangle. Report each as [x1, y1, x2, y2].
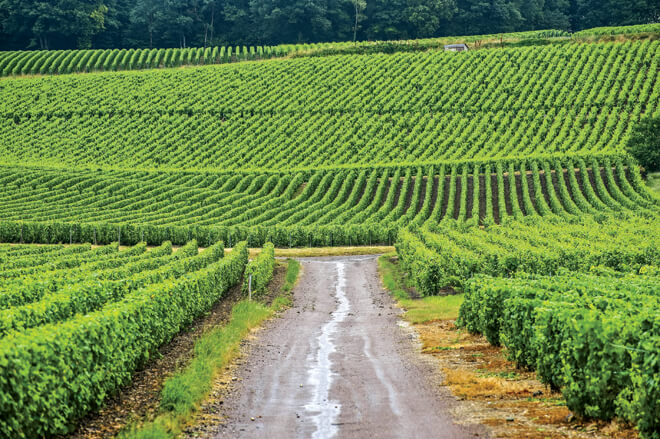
[0, 40, 658, 173]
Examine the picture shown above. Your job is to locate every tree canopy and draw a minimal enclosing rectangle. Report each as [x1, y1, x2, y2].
[0, 0, 657, 50]
[627, 116, 660, 172]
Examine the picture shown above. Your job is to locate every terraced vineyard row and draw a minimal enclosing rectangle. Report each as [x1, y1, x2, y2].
[573, 23, 660, 37]
[0, 45, 289, 77]
[0, 155, 655, 246]
[0, 29, 572, 78]
[1, 40, 657, 172]
[397, 215, 659, 294]
[0, 239, 250, 437]
[459, 270, 659, 437]
[2, 26, 652, 80]
[396, 212, 660, 436]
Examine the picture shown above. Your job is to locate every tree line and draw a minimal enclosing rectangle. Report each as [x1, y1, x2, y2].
[0, 0, 658, 51]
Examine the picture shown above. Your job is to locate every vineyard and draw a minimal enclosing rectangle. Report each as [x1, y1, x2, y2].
[0, 28, 605, 78]
[459, 270, 659, 436]
[0, 154, 655, 246]
[0, 239, 251, 436]
[0, 29, 571, 78]
[396, 214, 660, 437]
[1, 40, 658, 173]
[0, 25, 655, 79]
[0, 23, 658, 438]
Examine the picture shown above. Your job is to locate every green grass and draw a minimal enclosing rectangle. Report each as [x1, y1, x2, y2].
[270, 258, 300, 311]
[378, 254, 464, 323]
[401, 295, 464, 323]
[120, 258, 301, 439]
[239, 246, 396, 259]
[282, 258, 301, 293]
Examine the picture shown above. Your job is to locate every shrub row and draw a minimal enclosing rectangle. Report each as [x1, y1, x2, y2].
[396, 214, 659, 294]
[242, 242, 276, 297]
[0, 241, 196, 335]
[0, 220, 398, 248]
[459, 273, 660, 438]
[0, 240, 247, 438]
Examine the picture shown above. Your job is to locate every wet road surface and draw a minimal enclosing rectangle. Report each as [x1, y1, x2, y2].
[216, 255, 486, 439]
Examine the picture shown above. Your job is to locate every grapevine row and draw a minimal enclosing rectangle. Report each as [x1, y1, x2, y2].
[0, 45, 289, 77]
[0, 240, 249, 437]
[1, 25, 653, 79]
[459, 273, 659, 438]
[395, 214, 659, 295]
[0, 41, 657, 172]
[0, 156, 655, 246]
[0, 28, 575, 78]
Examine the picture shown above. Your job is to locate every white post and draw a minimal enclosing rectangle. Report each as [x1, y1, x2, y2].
[248, 274, 252, 301]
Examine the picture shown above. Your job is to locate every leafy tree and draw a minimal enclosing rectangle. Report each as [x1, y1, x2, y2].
[569, 0, 659, 30]
[627, 116, 660, 172]
[200, 0, 217, 46]
[351, 0, 367, 42]
[447, 0, 524, 35]
[129, 0, 162, 48]
[0, 0, 109, 49]
[365, 0, 456, 40]
[93, 0, 131, 48]
[405, 0, 456, 37]
[0, 0, 657, 49]
[249, 0, 337, 43]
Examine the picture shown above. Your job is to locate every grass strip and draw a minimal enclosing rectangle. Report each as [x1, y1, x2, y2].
[378, 254, 463, 323]
[233, 246, 395, 259]
[120, 258, 300, 439]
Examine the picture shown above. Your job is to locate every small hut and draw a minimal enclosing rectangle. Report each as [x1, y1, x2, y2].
[444, 44, 469, 52]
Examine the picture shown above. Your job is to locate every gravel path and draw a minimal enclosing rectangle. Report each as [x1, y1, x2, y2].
[216, 255, 486, 439]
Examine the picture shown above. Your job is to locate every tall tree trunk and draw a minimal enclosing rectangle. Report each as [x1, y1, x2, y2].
[353, 2, 359, 43]
[209, 3, 215, 45]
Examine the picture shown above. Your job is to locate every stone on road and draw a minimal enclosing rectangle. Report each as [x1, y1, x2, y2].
[216, 255, 485, 438]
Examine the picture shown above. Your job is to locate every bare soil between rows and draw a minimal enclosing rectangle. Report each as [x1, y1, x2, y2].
[414, 319, 639, 439]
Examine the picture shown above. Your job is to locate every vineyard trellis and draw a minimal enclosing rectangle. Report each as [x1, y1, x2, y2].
[0, 156, 655, 245]
[0, 41, 658, 173]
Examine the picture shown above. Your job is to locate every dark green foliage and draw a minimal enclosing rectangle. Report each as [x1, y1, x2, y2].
[627, 116, 660, 172]
[0, 220, 398, 248]
[0, 0, 657, 50]
[457, 273, 660, 438]
[0, 240, 246, 437]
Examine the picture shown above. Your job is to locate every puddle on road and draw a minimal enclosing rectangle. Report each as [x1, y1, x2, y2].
[360, 332, 402, 417]
[304, 262, 349, 439]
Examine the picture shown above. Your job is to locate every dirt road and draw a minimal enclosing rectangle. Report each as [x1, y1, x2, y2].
[216, 256, 486, 438]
